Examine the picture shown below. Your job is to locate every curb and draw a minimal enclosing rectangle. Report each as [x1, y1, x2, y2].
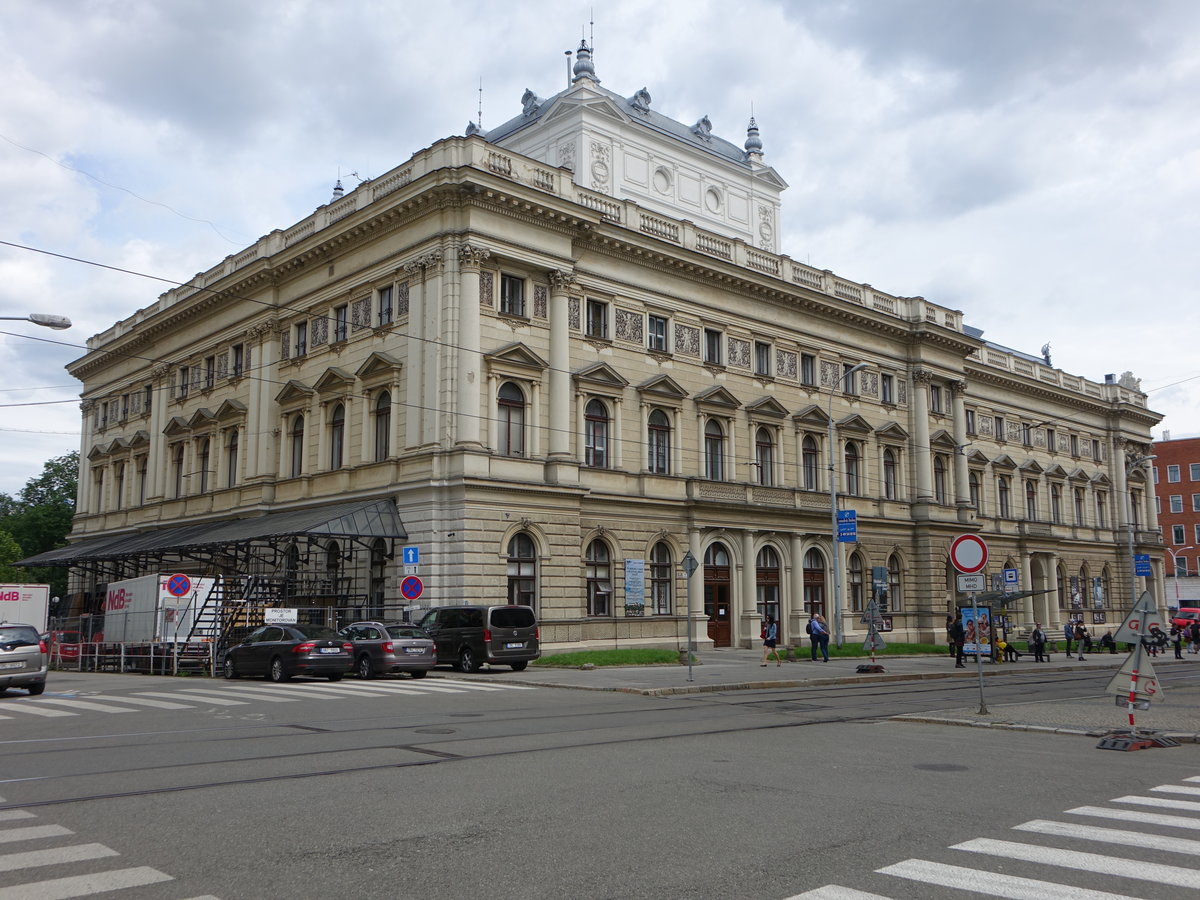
[891, 713, 1200, 744]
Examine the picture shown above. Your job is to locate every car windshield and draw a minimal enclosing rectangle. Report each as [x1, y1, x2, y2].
[292, 625, 341, 640]
[386, 626, 428, 639]
[491, 607, 535, 628]
[0, 626, 40, 649]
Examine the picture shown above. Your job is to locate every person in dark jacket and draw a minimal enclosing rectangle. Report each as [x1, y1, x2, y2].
[760, 615, 781, 667]
[1030, 623, 1048, 662]
[950, 614, 966, 668]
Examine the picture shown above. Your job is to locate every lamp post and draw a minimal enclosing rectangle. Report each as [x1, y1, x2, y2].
[1124, 452, 1155, 606]
[829, 362, 869, 649]
[1167, 545, 1194, 604]
[0, 314, 72, 329]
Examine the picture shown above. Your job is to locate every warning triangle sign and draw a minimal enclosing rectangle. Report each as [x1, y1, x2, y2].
[863, 631, 886, 652]
[1112, 591, 1167, 644]
[1104, 652, 1163, 701]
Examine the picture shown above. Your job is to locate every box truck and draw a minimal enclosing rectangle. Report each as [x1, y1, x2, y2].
[0, 584, 51, 631]
[103, 575, 220, 644]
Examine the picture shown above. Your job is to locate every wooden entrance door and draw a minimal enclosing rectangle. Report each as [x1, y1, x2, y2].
[705, 569, 731, 646]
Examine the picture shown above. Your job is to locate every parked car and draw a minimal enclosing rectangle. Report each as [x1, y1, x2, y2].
[0, 623, 48, 695]
[223, 624, 353, 682]
[42, 629, 83, 661]
[1170, 607, 1200, 631]
[339, 621, 435, 679]
[416, 605, 539, 672]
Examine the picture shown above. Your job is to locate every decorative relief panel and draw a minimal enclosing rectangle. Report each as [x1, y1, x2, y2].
[397, 281, 410, 317]
[568, 297, 580, 330]
[615, 309, 643, 343]
[1006, 421, 1022, 443]
[533, 284, 548, 319]
[245, 345, 252, 373]
[590, 141, 611, 194]
[897, 380, 907, 405]
[312, 317, 329, 346]
[479, 271, 494, 308]
[860, 372, 879, 398]
[351, 297, 371, 331]
[978, 415, 993, 437]
[820, 361, 840, 388]
[281, 331, 290, 360]
[217, 352, 229, 378]
[776, 349, 797, 380]
[1057, 432, 1071, 453]
[558, 141, 576, 171]
[727, 338, 750, 369]
[1033, 428, 1047, 449]
[674, 324, 700, 357]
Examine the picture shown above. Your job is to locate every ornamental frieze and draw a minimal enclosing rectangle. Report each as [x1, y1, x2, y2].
[775, 349, 797, 380]
[674, 324, 700, 357]
[615, 309, 642, 343]
[727, 337, 750, 369]
[533, 284, 548, 319]
[352, 297, 371, 331]
[479, 271, 494, 308]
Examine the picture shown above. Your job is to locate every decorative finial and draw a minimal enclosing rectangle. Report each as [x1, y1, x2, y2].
[330, 179, 344, 203]
[572, 39, 598, 83]
[745, 116, 763, 156]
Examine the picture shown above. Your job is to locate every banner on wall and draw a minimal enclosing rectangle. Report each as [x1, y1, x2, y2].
[624, 559, 645, 616]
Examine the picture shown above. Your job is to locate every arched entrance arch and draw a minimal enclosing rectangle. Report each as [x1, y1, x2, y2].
[704, 542, 732, 646]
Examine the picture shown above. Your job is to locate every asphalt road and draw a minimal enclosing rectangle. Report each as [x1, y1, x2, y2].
[2, 669, 1199, 899]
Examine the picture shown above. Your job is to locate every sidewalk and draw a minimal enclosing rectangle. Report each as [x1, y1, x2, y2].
[474, 647, 1200, 743]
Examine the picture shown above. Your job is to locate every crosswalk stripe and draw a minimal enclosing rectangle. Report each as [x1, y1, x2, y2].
[953, 836, 1199, 888]
[0, 812, 34, 823]
[133, 692, 247, 707]
[0, 704, 75, 718]
[786, 885, 892, 898]
[1151, 784, 1200, 797]
[0, 825, 73, 845]
[1185, 776, 1200, 783]
[878, 858, 1139, 899]
[0, 842, 117, 873]
[0, 864, 172, 899]
[440, 678, 536, 690]
[86, 695, 195, 709]
[1067, 804, 1200, 831]
[1113, 794, 1200, 813]
[25, 698, 135, 714]
[224, 682, 426, 698]
[175, 688, 298, 704]
[1013, 818, 1200, 855]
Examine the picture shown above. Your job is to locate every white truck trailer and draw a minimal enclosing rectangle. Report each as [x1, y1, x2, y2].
[0, 584, 51, 631]
[102, 574, 220, 644]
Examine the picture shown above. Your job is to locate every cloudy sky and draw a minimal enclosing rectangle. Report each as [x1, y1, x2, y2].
[1, 0, 1198, 498]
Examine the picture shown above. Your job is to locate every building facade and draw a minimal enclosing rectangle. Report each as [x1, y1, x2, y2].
[1151, 435, 1200, 607]
[40, 44, 1164, 650]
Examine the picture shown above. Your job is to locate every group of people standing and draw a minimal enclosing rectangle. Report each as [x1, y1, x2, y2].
[759, 613, 831, 665]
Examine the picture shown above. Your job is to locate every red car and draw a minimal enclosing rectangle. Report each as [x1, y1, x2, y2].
[42, 630, 83, 661]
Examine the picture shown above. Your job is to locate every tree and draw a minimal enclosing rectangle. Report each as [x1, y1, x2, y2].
[0, 529, 23, 582]
[0, 451, 78, 597]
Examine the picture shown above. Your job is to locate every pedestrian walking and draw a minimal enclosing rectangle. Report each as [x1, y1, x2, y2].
[760, 615, 782, 667]
[950, 613, 966, 668]
[1063, 621, 1074, 656]
[1074, 622, 1087, 660]
[1030, 622, 1048, 662]
[1171, 625, 1184, 660]
[1189, 621, 1200, 654]
[807, 612, 830, 662]
[945, 615, 956, 657]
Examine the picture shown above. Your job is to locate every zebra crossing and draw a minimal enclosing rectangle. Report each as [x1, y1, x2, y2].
[790, 774, 1200, 899]
[0, 677, 536, 720]
[0, 795, 214, 899]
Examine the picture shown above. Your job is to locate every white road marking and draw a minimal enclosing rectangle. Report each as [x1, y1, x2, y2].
[1014, 818, 1200, 855]
[953, 837, 1199, 888]
[1067, 804, 1200, 831]
[133, 692, 246, 707]
[175, 688, 297, 704]
[0, 811, 34, 823]
[0, 825, 73, 845]
[0, 842, 117, 872]
[1112, 794, 1200, 812]
[86, 695, 195, 709]
[1151, 783, 1200, 797]
[23, 698, 135, 714]
[0, 864, 172, 899]
[786, 885, 892, 898]
[0, 704, 75, 718]
[878, 858, 1139, 899]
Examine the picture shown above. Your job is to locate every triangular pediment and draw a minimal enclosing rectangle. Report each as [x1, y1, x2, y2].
[128, 430, 150, 449]
[874, 421, 910, 441]
[835, 414, 872, 435]
[991, 454, 1017, 470]
[1090, 472, 1111, 486]
[1019, 459, 1044, 474]
[215, 399, 248, 422]
[187, 408, 217, 428]
[636, 375, 688, 401]
[1067, 467, 1090, 482]
[930, 428, 958, 449]
[275, 380, 316, 405]
[162, 415, 190, 437]
[745, 396, 789, 419]
[792, 404, 831, 427]
[573, 362, 630, 390]
[1044, 464, 1068, 479]
[539, 90, 631, 129]
[967, 449, 990, 464]
[356, 351, 402, 380]
[484, 342, 548, 372]
[86, 443, 107, 461]
[692, 386, 741, 410]
[313, 366, 355, 395]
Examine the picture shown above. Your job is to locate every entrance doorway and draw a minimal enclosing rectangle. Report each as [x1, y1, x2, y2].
[704, 542, 732, 647]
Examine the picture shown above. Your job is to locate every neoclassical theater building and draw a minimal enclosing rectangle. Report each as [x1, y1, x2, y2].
[41, 43, 1163, 651]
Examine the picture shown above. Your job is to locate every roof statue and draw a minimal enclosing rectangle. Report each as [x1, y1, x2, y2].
[630, 87, 652, 113]
[465, 121, 480, 136]
[521, 89, 542, 117]
[692, 115, 713, 141]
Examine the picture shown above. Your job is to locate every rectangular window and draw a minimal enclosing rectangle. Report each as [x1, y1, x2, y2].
[500, 274, 525, 316]
[800, 353, 816, 386]
[995, 416, 1005, 440]
[1167, 464, 1181, 483]
[1173, 524, 1186, 544]
[144, 383, 153, 412]
[585, 299, 608, 339]
[1022, 423, 1031, 446]
[1044, 428, 1055, 451]
[120, 393, 129, 420]
[231, 343, 244, 377]
[929, 384, 942, 413]
[1190, 463, 1200, 481]
[204, 355, 216, 389]
[1070, 434, 1079, 456]
[294, 322, 308, 357]
[1195, 524, 1200, 544]
[1193, 493, 1200, 512]
[647, 314, 668, 352]
[842, 363, 860, 395]
[1170, 495, 1184, 513]
[703, 328, 722, 365]
[378, 286, 394, 326]
[754, 341, 771, 376]
[964, 408, 975, 434]
[333, 304, 348, 342]
[178, 366, 190, 398]
[881, 374, 895, 405]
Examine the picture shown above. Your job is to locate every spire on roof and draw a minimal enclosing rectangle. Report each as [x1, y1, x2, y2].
[745, 117, 763, 159]
[330, 179, 344, 203]
[572, 39, 598, 83]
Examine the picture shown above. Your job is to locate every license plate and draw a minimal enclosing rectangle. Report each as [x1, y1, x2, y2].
[404, 647, 426, 655]
[0, 661, 22, 670]
[318, 647, 341, 654]
[505, 642, 524, 649]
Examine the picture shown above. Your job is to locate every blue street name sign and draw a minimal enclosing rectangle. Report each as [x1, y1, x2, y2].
[837, 509, 857, 542]
[1134, 554, 1152, 576]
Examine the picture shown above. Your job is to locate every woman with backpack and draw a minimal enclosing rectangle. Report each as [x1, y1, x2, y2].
[760, 614, 781, 667]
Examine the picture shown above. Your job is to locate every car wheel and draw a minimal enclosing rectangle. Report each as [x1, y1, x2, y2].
[224, 656, 239, 679]
[510, 661, 528, 672]
[269, 657, 290, 682]
[327, 672, 343, 682]
[27, 682, 46, 696]
[356, 655, 373, 680]
[459, 647, 481, 673]
[409, 669, 427, 679]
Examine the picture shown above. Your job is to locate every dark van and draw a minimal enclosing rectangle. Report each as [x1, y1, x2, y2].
[417, 605, 539, 672]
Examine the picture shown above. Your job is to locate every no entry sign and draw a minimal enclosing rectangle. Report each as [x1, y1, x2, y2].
[400, 575, 424, 601]
[949, 534, 989, 574]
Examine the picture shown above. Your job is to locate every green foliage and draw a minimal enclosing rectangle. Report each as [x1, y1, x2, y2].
[0, 529, 23, 582]
[0, 451, 78, 596]
[533, 648, 682, 667]
[792, 641, 949, 657]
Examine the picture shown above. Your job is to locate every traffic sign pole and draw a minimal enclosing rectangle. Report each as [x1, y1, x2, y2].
[951, 534, 990, 716]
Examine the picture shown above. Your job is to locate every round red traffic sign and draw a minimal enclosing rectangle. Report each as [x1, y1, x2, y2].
[949, 533, 989, 574]
[165, 573, 192, 597]
[400, 575, 424, 600]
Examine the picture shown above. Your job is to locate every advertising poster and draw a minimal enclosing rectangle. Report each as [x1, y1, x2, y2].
[624, 559, 645, 617]
[962, 605, 993, 656]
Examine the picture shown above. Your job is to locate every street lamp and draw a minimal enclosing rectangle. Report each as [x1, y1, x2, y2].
[0, 313, 72, 329]
[829, 362, 869, 649]
[1124, 452, 1155, 605]
[1167, 545, 1194, 604]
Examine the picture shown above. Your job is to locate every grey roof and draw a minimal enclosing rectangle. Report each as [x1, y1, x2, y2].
[16, 498, 406, 567]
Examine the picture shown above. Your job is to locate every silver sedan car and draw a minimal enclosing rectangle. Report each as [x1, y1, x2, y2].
[340, 621, 436, 679]
[0, 623, 48, 695]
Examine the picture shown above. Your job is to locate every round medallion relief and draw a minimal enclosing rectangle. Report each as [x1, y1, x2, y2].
[653, 167, 672, 194]
[704, 187, 723, 213]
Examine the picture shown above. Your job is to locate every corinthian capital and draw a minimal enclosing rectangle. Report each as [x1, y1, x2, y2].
[548, 268, 576, 292]
[458, 243, 491, 270]
[947, 379, 967, 396]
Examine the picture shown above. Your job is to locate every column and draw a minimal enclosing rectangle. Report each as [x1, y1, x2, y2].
[404, 256, 427, 450]
[76, 402, 94, 515]
[950, 380, 971, 508]
[421, 249, 445, 448]
[789, 532, 804, 642]
[148, 365, 170, 500]
[688, 528, 703, 641]
[1020, 553, 1035, 624]
[911, 370, 933, 501]
[248, 319, 279, 481]
[456, 244, 490, 448]
[741, 530, 756, 648]
[1045, 553, 1061, 630]
[548, 270, 575, 458]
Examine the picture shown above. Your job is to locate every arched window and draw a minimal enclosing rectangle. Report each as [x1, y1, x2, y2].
[704, 420, 724, 481]
[802, 436, 819, 491]
[1025, 479, 1038, 520]
[226, 429, 239, 489]
[507, 533, 536, 607]
[584, 399, 609, 468]
[373, 391, 391, 462]
[197, 438, 211, 494]
[1129, 488, 1141, 527]
[114, 463, 124, 511]
[137, 455, 148, 505]
[883, 448, 897, 500]
[172, 444, 185, 498]
[498, 382, 525, 457]
[756, 546, 780, 620]
[1073, 487, 1085, 525]
[969, 471, 981, 512]
[650, 542, 673, 615]
[290, 414, 305, 477]
[585, 540, 612, 616]
[647, 410, 671, 474]
[755, 427, 774, 486]
[1051, 483, 1062, 523]
[329, 403, 345, 469]
[1095, 492, 1107, 527]
[848, 552, 864, 611]
[803, 548, 826, 616]
[998, 475, 1011, 517]
[844, 442, 860, 496]
[933, 456, 947, 504]
[887, 553, 902, 613]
